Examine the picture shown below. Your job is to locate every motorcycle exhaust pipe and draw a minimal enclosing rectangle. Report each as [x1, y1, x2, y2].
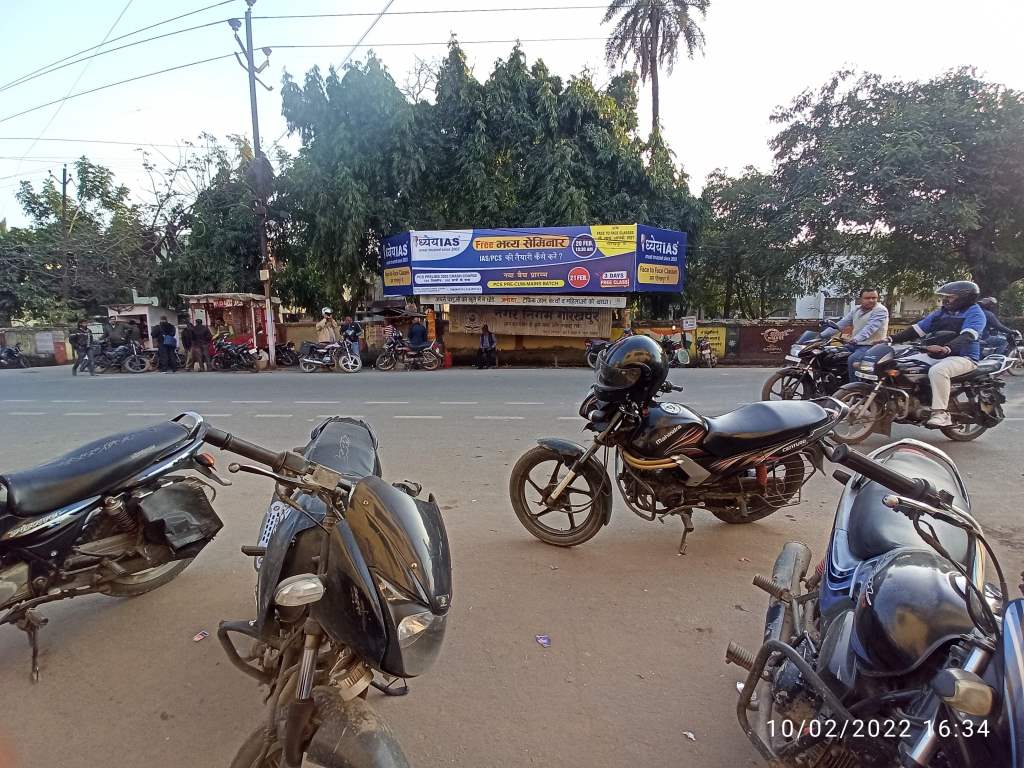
[762, 541, 811, 644]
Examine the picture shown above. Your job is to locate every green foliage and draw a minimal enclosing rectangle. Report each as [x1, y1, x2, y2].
[771, 68, 1024, 298]
[603, 0, 709, 135]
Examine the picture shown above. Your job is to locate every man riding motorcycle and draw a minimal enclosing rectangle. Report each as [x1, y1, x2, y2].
[889, 280, 986, 429]
[979, 296, 1015, 355]
[820, 287, 890, 379]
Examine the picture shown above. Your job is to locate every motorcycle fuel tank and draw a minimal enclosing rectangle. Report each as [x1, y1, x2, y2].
[629, 402, 707, 458]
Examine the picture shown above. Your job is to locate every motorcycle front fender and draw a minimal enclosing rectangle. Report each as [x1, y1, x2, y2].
[836, 382, 892, 436]
[535, 437, 613, 525]
[305, 689, 410, 768]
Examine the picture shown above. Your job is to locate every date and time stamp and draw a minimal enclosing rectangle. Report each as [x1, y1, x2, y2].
[768, 717, 991, 740]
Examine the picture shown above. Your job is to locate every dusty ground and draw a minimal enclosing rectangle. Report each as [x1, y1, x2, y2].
[1, 365, 1022, 767]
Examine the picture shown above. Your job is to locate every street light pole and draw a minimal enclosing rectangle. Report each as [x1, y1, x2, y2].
[232, 1, 277, 368]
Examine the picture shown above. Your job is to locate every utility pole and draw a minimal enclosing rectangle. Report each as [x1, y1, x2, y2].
[61, 164, 68, 236]
[230, 2, 277, 368]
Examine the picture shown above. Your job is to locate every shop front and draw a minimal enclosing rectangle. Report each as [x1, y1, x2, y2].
[381, 224, 686, 365]
[180, 292, 282, 350]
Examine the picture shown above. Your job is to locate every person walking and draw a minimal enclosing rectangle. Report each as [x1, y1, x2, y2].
[181, 320, 195, 359]
[316, 308, 338, 343]
[152, 316, 179, 373]
[70, 320, 96, 376]
[189, 319, 213, 372]
[820, 288, 890, 379]
[477, 325, 497, 369]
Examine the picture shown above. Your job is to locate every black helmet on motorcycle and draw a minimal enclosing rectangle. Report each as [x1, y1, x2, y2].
[594, 334, 668, 403]
[978, 296, 998, 310]
[851, 549, 974, 676]
[936, 281, 980, 312]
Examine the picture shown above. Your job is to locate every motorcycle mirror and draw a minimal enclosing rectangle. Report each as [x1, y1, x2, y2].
[932, 669, 995, 717]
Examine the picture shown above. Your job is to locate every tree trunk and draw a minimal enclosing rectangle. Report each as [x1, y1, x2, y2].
[650, 59, 660, 137]
[723, 273, 734, 319]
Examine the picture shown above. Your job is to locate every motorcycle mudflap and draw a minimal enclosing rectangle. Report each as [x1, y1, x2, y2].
[1002, 599, 1024, 767]
[843, 381, 893, 436]
[536, 437, 612, 525]
[138, 479, 223, 559]
[305, 688, 410, 768]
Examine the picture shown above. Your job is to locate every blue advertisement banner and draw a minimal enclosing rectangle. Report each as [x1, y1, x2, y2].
[380, 225, 686, 296]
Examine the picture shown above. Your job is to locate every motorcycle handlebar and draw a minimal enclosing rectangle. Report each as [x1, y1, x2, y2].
[204, 427, 310, 475]
[827, 444, 947, 508]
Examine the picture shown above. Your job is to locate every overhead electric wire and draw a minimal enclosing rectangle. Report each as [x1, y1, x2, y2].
[253, 4, 608, 21]
[0, 54, 237, 126]
[0, 137, 184, 149]
[271, 35, 647, 51]
[0, 18, 233, 96]
[0, 0, 236, 93]
[340, 0, 397, 69]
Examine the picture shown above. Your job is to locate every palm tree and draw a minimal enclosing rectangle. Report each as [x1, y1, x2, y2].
[604, 0, 709, 137]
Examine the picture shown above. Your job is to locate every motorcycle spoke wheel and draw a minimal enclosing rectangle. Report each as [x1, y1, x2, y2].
[830, 389, 880, 444]
[941, 393, 990, 442]
[375, 353, 396, 371]
[510, 447, 605, 547]
[124, 355, 148, 374]
[421, 353, 440, 371]
[762, 372, 810, 401]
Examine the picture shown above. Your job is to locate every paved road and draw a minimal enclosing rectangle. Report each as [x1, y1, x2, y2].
[1, 365, 1022, 768]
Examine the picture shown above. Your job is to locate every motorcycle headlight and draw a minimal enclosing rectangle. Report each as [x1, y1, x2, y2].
[857, 361, 875, 370]
[274, 574, 325, 607]
[375, 575, 448, 677]
[789, 344, 805, 355]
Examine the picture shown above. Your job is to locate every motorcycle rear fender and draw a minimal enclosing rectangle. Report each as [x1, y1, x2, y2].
[535, 438, 612, 525]
[305, 689, 410, 768]
[839, 382, 892, 436]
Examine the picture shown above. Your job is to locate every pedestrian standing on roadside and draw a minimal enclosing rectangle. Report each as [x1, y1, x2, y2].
[477, 325, 497, 369]
[181, 320, 194, 359]
[316, 308, 338, 343]
[408, 317, 428, 346]
[188, 319, 213, 372]
[152, 316, 178, 373]
[70, 320, 96, 376]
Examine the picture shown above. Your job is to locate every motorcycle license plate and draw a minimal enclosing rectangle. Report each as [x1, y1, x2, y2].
[785, 355, 801, 363]
[856, 371, 878, 381]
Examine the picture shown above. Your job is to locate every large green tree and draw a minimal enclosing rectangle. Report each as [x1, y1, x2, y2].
[603, 0, 709, 136]
[771, 68, 1024, 299]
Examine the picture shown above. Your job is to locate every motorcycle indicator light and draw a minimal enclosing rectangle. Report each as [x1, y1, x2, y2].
[274, 574, 325, 606]
[196, 452, 216, 468]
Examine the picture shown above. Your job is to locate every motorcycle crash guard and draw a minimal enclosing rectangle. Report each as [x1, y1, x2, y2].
[1002, 599, 1024, 767]
[535, 437, 613, 525]
[138, 479, 223, 559]
[305, 688, 410, 768]
[842, 382, 893, 436]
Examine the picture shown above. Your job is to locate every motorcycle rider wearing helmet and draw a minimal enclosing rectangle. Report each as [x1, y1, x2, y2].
[594, 334, 669, 404]
[978, 296, 1015, 356]
[820, 287, 890, 379]
[890, 281, 986, 429]
[316, 307, 338, 343]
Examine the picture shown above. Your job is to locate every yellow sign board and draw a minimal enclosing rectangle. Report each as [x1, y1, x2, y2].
[637, 263, 680, 285]
[383, 266, 412, 287]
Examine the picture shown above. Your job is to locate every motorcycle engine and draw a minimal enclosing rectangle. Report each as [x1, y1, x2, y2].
[770, 635, 819, 721]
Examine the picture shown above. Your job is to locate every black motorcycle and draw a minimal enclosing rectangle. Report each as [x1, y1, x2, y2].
[693, 335, 718, 368]
[375, 334, 440, 372]
[660, 335, 687, 368]
[509, 381, 846, 553]
[831, 333, 1009, 444]
[95, 339, 149, 374]
[585, 329, 634, 368]
[728, 439, 1019, 767]
[272, 341, 299, 367]
[0, 413, 224, 680]
[0, 342, 29, 369]
[203, 417, 450, 768]
[211, 334, 258, 371]
[762, 321, 852, 401]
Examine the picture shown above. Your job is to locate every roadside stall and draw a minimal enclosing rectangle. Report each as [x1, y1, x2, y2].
[105, 301, 178, 348]
[380, 224, 686, 365]
[180, 292, 282, 351]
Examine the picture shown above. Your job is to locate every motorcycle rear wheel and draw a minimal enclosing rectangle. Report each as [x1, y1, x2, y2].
[124, 354, 149, 374]
[101, 559, 193, 597]
[17, 356, 30, 368]
[708, 454, 805, 524]
[376, 352, 396, 371]
[509, 446, 608, 547]
[585, 349, 600, 368]
[93, 354, 112, 373]
[830, 388, 880, 445]
[299, 359, 319, 373]
[421, 352, 440, 371]
[211, 354, 230, 371]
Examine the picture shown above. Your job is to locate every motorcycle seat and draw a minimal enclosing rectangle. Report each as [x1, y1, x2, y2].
[303, 418, 382, 480]
[0, 422, 191, 517]
[702, 401, 832, 458]
[408, 342, 431, 352]
[847, 451, 969, 565]
[951, 358, 1001, 382]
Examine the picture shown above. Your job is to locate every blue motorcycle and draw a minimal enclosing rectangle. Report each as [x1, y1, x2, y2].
[728, 437, 1020, 766]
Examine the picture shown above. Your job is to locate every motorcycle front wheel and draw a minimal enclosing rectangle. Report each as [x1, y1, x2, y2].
[585, 349, 600, 368]
[761, 370, 813, 401]
[830, 387, 881, 444]
[17, 356, 30, 368]
[509, 446, 608, 547]
[420, 352, 440, 371]
[375, 352, 396, 371]
[299, 359, 319, 373]
[211, 354, 230, 371]
[229, 726, 283, 768]
[124, 354, 149, 374]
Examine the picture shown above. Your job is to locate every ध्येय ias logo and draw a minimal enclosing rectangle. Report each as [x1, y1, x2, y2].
[571, 234, 598, 259]
[639, 232, 679, 256]
[411, 230, 472, 262]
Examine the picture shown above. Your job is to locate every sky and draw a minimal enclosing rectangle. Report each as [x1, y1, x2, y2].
[2, 0, 1023, 228]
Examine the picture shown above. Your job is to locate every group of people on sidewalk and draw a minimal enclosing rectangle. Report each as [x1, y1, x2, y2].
[67, 316, 214, 375]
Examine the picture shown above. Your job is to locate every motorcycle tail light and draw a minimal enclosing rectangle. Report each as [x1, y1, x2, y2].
[885, 369, 900, 377]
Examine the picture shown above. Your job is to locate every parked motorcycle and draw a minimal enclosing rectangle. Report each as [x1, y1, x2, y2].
[660, 335, 688, 368]
[0, 343, 29, 369]
[831, 333, 1009, 444]
[0, 414, 224, 680]
[986, 329, 1023, 377]
[509, 335, 846, 553]
[693, 335, 718, 368]
[728, 439, 1016, 767]
[203, 417, 450, 768]
[585, 328, 634, 368]
[94, 339, 149, 374]
[211, 334, 258, 372]
[375, 334, 440, 372]
[761, 321, 851, 401]
[299, 339, 361, 373]
[272, 341, 299, 367]
[141, 346, 187, 371]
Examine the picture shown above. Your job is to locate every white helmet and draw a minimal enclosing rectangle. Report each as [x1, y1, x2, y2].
[321, 307, 333, 315]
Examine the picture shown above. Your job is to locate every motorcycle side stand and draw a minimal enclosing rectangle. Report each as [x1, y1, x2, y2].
[677, 511, 695, 555]
[16, 608, 48, 683]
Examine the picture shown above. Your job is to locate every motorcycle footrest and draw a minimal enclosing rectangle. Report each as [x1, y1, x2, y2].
[752, 574, 792, 602]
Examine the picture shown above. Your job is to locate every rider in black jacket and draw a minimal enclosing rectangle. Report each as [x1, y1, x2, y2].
[979, 297, 1015, 355]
